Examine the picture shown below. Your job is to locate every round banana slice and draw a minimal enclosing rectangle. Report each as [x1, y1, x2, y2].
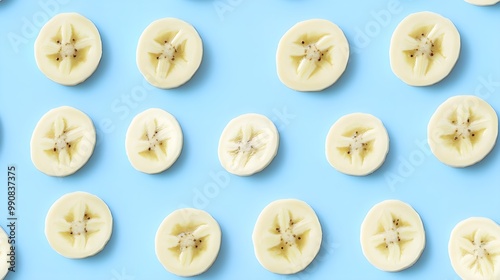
[390, 11, 460, 86]
[155, 208, 221, 277]
[125, 108, 183, 174]
[465, 0, 499, 5]
[449, 217, 500, 280]
[34, 13, 102, 86]
[360, 200, 425, 272]
[136, 18, 203, 89]
[0, 227, 9, 279]
[428, 95, 498, 167]
[45, 191, 113, 259]
[218, 113, 279, 176]
[276, 19, 349, 92]
[325, 113, 389, 176]
[30, 106, 96, 177]
[252, 199, 322, 275]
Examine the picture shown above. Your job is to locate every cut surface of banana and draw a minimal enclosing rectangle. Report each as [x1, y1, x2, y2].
[218, 113, 279, 176]
[31, 106, 96, 177]
[449, 217, 500, 280]
[465, 0, 499, 5]
[125, 108, 183, 174]
[390, 11, 460, 86]
[325, 113, 389, 176]
[155, 208, 221, 277]
[276, 19, 349, 92]
[360, 200, 425, 272]
[45, 191, 113, 259]
[137, 17, 203, 89]
[428, 95, 498, 167]
[34, 13, 102, 86]
[0, 227, 9, 279]
[252, 199, 322, 274]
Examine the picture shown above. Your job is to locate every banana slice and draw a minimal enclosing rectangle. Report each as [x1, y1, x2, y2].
[45, 191, 113, 259]
[218, 113, 279, 176]
[136, 18, 203, 89]
[428, 95, 498, 167]
[252, 199, 322, 274]
[0, 227, 9, 279]
[449, 217, 500, 280]
[30, 106, 96, 177]
[389, 11, 460, 86]
[360, 200, 425, 272]
[465, 0, 499, 5]
[276, 19, 349, 92]
[325, 113, 389, 176]
[34, 13, 102, 86]
[125, 108, 183, 174]
[155, 208, 221, 277]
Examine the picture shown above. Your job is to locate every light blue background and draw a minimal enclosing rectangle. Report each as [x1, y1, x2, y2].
[0, 0, 499, 279]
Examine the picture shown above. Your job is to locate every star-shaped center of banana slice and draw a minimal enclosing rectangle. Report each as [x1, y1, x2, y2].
[458, 229, 500, 276]
[147, 31, 188, 79]
[439, 105, 487, 154]
[336, 128, 376, 165]
[40, 116, 84, 166]
[55, 201, 103, 248]
[227, 126, 267, 168]
[163, 224, 211, 266]
[401, 24, 445, 76]
[261, 209, 312, 264]
[289, 34, 334, 79]
[371, 211, 416, 261]
[137, 119, 171, 161]
[43, 23, 93, 74]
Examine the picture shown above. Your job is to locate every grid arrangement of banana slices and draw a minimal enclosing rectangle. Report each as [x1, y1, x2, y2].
[22, 2, 500, 279]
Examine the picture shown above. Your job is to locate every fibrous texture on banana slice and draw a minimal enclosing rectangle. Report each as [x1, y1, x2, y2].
[34, 13, 102, 86]
[449, 217, 500, 280]
[136, 18, 203, 89]
[45, 191, 113, 259]
[390, 11, 460, 86]
[360, 200, 425, 272]
[218, 113, 279, 176]
[428, 95, 498, 167]
[30, 106, 96, 177]
[252, 199, 322, 274]
[276, 18, 349, 92]
[155, 208, 221, 277]
[125, 108, 183, 174]
[325, 113, 389, 176]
